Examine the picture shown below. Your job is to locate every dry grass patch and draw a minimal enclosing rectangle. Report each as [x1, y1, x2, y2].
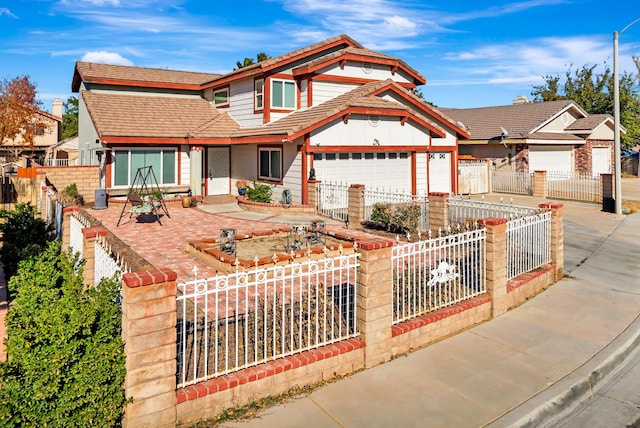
[623, 199, 640, 214]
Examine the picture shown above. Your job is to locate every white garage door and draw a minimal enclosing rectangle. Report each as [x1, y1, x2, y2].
[429, 152, 452, 193]
[528, 146, 573, 174]
[592, 147, 611, 176]
[313, 152, 411, 191]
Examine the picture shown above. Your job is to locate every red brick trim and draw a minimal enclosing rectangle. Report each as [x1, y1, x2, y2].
[477, 217, 508, 226]
[63, 206, 80, 213]
[123, 267, 178, 288]
[391, 294, 491, 337]
[350, 184, 365, 189]
[538, 203, 563, 209]
[176, 338, 365, 404]
[81, 227, 108, 239]
[428, 192, 450, 197]
[507, 263, 555, 293]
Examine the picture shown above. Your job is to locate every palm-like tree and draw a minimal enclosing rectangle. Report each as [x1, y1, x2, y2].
[235, 52, 271, 70]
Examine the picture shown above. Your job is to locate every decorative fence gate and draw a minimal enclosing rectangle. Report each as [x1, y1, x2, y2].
[176, 252, 360, 388]
[316, 182, 349, 224]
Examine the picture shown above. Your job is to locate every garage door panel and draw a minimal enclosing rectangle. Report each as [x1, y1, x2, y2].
[314, 152, 410, 191]
[529, 146, 572, 173]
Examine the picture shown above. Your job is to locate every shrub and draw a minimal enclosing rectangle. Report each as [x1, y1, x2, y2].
[369, 203, 421, 234]
[0, 241, 127, 427]
[0, 202, 53, 283]
[370, 203, 391, 225]
[245, 181, 272, 203]
[61, 183, 84, 206]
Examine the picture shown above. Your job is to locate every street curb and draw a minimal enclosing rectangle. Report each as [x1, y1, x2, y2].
[484, 311, 640, 428]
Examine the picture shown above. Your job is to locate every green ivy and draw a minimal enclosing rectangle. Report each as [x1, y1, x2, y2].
[0, 202, 53, 283]
[0, 241, 127, 427]
[245, 181, 272, 203]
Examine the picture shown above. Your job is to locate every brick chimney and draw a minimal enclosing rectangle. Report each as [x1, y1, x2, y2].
[52, 98, 63, 118]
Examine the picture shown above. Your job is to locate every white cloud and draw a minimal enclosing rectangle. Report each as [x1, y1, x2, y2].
[81, 51, 133, 65]
[0, 8, 18, 18]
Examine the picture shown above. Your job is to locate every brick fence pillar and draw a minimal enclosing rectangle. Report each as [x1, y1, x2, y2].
[121, 268, 178, 428]
[478, 217, 508, 317]
[81, 227, 108, 287]
[539, 203, 564, 281]
[356, 241, 394, 367]
[533, 170, 547, 198]
[61, 206, 80, 251]
[348, 184, 365, 229]
[428, 193, 449, 232]
[307, 180, 320, 209]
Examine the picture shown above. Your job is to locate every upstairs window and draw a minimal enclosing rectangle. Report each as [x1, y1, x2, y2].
[255, 79, 264, 110]
[213, 88, 229, 107]
[271, 79, 295, 109]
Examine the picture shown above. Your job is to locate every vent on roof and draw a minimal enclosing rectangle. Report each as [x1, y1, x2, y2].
[512, 95, 531, 105]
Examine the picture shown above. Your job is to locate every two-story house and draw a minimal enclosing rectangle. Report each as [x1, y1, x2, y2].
[71, 34, 469, 203]
[1, 99, 63, 163]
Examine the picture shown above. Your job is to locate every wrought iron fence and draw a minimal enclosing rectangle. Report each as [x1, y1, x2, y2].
[69, 213, 89, 259]
[447, 196, 541, 225]
[176, 251, 360, 388]
[316, 181, 349, 224]
[94, 234, 129, 285]
[491, 171, 534, 195]
[546, 171, 599, 202]
[391, 227, 486, 324]
[363, 188, 429, 231]
[506, 211, 551, 279]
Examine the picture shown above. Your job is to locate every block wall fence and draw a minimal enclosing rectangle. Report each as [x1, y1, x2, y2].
[58, 190, 564, 426]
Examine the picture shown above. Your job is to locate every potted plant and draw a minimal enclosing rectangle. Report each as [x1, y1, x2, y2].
[236, 179, 249, 195]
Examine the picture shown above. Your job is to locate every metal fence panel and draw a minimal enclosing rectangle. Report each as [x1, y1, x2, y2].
[448, 197, 541, 225]
[491, 171, 534, 195]
[391, 228, 486, 324]
[317, 182, 350, 223]
[546, 171, 599, 202]
[176, 252, 360, 388]
[363, 188, 429, 231]
[506, 211, 551, 279]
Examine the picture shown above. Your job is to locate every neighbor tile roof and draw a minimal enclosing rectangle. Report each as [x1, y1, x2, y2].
[72, 62, 221, 91]
[441, 100, 585, 140]
[565, 114, 612, 132]
[82, 92, 238, 139]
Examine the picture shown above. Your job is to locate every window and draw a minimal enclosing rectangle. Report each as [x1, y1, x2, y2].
[113, 148, 177, 187]
[352, 153, 362, 160]
[28, 122, 46, 136]
[213, 88, 229, 107]
[255, 79, 264, 110]
[271, 79, 295, 109]
[259, 147, 282, 181]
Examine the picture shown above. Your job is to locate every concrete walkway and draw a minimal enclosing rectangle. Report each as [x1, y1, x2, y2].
[220, 207, 640, 427]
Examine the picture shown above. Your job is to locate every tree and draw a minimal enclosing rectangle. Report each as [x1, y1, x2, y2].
[0, 202, 52, 283]
[0, 241, 127, 427]
[0, 75, 43, 148]
[61, 95, 78, 139]
[531, 63, 640, 150]
[235, 52, 271, 70]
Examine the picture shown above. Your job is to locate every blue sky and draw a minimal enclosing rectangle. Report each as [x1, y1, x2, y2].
[2, 0, 640, 113]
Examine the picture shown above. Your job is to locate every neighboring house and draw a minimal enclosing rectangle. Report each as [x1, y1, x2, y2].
[0, 99, 63, 163]
[45, 136, 79, 166]
[442, 98, 619, 176]
[71, 34, 469, 203]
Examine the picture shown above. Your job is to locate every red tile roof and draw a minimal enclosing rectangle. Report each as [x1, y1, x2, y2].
[72, 62, 221, 92]
[82, 91, 238, 139]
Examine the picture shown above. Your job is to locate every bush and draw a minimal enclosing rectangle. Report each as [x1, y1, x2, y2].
[0, 241, 127, 427]
[61, 183, 84, 206]
[0, 202, 53, 282]
[245, 181, 272, 203]
[369, 203, 421, 234]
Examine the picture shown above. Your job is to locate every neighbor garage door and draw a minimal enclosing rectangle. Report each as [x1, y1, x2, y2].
[528, 146, 573, 173]
[313, 152, 411, 191]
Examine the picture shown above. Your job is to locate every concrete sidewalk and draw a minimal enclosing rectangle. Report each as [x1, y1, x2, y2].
[221, 209, 640, 428]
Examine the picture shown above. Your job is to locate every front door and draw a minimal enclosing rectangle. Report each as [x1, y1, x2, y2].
[206, 147, 230, 195]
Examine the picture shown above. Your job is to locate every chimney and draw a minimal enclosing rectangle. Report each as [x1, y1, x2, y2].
[52, 98, 63, 118]
[512, 95, 531, 105]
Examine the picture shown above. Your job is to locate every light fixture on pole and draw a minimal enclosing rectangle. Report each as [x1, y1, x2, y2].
[613, 17, 640, 215]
